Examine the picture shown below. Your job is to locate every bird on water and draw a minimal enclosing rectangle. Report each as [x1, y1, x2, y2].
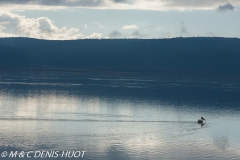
[198, 117, 206, 124]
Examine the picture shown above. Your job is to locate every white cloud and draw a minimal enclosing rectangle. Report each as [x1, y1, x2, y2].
[0, 25, 16, 37]
[122, 25, 138, 30]
[155, 27, 161, 31]
[86, 32, 102, 39]
[0, 11, 84, 40]
[95, 22, 104, 29]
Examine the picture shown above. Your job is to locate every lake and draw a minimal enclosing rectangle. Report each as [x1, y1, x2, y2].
[0, 70, 240, 160]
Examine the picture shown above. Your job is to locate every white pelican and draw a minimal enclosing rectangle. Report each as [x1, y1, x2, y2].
[198, 117, 206, 124]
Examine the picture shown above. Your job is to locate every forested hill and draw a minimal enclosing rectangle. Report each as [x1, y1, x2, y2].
[0, 37, 240, 75]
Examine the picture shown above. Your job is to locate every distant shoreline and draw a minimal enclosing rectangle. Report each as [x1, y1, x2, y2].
[1, 37, 240, 77]
[1, 67, 240, 79]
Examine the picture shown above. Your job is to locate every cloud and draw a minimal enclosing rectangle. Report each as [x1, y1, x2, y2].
[180, 21, 188, 34]
[86, 32, 102, 39]
[132, 30, 147, 38]
[0, 11, 84, 40]
[161, 32, 172, 38]
[79, 24, 88, 31]
[206, 31, 218, 36]
[0, 0, 103, 7]
[122, 25, 138, 30]
[217, 3, 235, 12]
[95, 22, 104, 29]
[155, 27, 161, 31]
[145, 25, 154, 30]
[112, 0, 127, 3]
[1, 0, 240, 11]
[162, 0, 238, 10]
[109, 31, 122, 38]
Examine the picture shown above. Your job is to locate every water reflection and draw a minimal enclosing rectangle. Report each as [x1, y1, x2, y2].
[0, 71, 240, 160]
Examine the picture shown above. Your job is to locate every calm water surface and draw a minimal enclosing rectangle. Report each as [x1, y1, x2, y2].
[0, 71, 240, 160]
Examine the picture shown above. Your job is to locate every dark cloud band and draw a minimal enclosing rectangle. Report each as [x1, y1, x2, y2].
[0, 0, 104, 7]
[217, 3, 235, 12]
[0, 0, 238, 11]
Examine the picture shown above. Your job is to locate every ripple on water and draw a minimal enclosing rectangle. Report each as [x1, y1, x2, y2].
[0, 72, 240, 160]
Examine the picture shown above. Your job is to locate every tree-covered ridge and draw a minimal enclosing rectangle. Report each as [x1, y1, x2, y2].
[0, 37, 240, 75]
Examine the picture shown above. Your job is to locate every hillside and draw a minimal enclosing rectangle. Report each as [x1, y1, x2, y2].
[0, 37, 240, 75]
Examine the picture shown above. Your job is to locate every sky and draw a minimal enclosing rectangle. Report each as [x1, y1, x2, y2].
[0, 0, 239, 40]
